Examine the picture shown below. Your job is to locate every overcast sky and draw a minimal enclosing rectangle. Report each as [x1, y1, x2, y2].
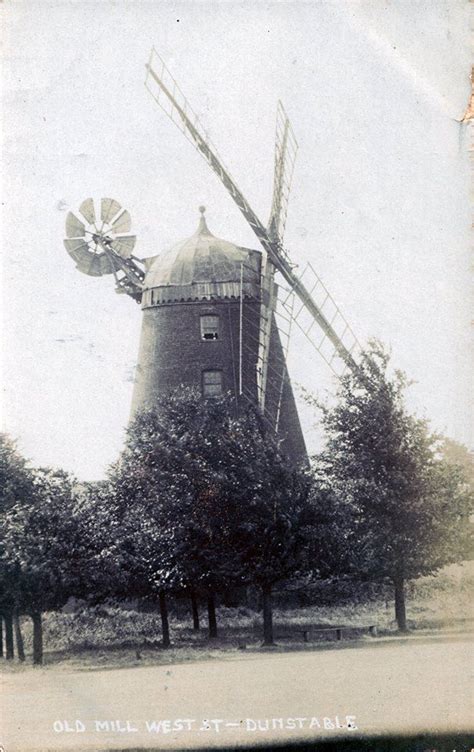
[2, 0, 472, 480]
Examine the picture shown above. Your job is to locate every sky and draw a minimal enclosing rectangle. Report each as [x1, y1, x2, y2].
[2, 0, 472, 480]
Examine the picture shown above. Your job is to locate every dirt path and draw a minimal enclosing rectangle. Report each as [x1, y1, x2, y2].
[1, 633, 473, 751]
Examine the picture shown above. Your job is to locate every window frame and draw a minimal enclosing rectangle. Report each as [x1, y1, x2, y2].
[200, 314, 220, 341]
[202, 369, 224, 397]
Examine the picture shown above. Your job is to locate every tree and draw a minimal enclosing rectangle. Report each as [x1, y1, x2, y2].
[105, 393, 207, 644]
[311, 341, 473, 631]
[0, 433, 35, 660]
[107, 391, 243, 642]
[108, 389, 313, 645]
[440, 438, 474, 494]
[1, 468, 83, 663]
[70, 480, 131, 604]
[198, 407, 313, 645]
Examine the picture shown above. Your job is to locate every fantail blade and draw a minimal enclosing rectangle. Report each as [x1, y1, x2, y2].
[79, 198, 96, 225]
[110, 235, 136, 258]
[101, 198, 122, 224]
[65, 212, 86, 239]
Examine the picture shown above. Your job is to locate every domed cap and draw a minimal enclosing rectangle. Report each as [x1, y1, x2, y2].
[142, 207, 261, 307]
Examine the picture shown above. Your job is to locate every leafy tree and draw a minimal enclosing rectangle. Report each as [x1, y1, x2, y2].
[1, 468, 83, 663]
[440, 437, 474, 494]
[199, 406, 313, 645]
[105, 393, 206, 644]
[107, 391, 246, 642]
[0, 434, 35, 510]
[108, 389, 313, 645]
[311, 341, 473, 631]
[70, 480, 131, 603]
[0, 433, 35, 660]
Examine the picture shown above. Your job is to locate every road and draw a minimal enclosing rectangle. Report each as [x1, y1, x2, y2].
[1, 634, 473, 751]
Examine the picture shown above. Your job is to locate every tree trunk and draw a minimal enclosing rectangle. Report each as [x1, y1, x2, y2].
[262, 584, 275, 646]
[159, 592, 170, 648]
[32, 612, 43, 665]
[0, 615, 3, 658]
[207, 594, 218, 638]
[394, 576, 408, 632]
[14, 612, 25, 662]
[4, 611, 14, 660]
[190, 591, 200, 631]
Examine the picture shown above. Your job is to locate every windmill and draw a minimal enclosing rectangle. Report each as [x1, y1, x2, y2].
[63, 50, 362, 463]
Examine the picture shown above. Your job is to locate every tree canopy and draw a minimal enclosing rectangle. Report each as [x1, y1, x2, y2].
[309, 341, 473, 629]
[107, 389, 315, 643]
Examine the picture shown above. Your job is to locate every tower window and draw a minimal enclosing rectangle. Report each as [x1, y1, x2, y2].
[200, 315, 219, 340]
[202, 370, 223, 397]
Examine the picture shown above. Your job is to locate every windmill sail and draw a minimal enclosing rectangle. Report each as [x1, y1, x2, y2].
[279, 264, 361, 376]
[145, 49, 359, 374]
[268, 100, 298, 244]
[257, 101, 299, 411]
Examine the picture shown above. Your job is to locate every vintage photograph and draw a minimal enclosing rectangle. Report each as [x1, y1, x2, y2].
[1, 1, 473, 750]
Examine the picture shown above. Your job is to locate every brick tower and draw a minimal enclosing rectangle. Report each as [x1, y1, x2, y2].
[130, 207, 307, 463]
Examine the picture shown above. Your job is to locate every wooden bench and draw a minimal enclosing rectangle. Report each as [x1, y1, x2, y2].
[296, 625, 378, 642]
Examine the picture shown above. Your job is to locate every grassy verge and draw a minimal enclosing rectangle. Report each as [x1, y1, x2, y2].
[2, 562, 473, 670]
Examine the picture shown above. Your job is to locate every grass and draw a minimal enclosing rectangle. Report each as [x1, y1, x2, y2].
[2, 562, 473, 671]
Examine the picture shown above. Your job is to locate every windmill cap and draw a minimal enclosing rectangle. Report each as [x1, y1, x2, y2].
[143, 207, 261, 288]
